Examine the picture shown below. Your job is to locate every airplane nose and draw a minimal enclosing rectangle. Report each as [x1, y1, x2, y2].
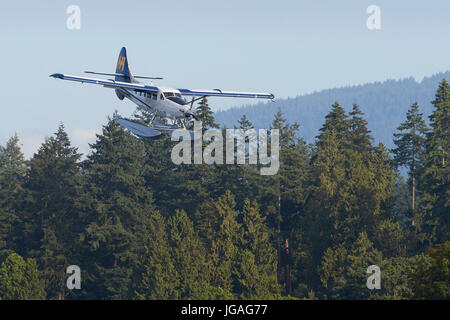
[184, 110, 199, 121]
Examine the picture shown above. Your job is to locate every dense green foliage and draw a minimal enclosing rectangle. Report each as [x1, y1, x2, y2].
[0, 252, 45, 300]
[0, 81, 448, 300]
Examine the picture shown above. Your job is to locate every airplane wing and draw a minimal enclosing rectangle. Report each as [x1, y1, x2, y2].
[50, 73, 159, 93]
[177, 88, 274, 99]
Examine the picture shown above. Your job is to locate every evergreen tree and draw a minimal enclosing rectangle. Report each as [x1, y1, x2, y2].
[209, 191, 241, 292]
[319, 232, 382, 299]
[272, 110, 310, 296]
[344, 232, 383, 299]
[420, 79, 449, 243]
[167, 209, 208, 299]
[372, 218, 406, 258]
[235, 200, 280, 299]
[0, 135, 27, 257]
[410, 241, 450, 299]
[372, 254, 426, 300]
[23, 124, 85, 299]
[0, 252, 46, 300]
[237, 114, 253, 131]
[39, 227, 69, 300]
[81, 117, 158, 299]
[215, 114, 260, 206]
[348, 104, 373, 152]
[392, 102, 428, 217]
[391, 176, 413, 226]
[195, 97, 219, 129]
[255, 109, 309, 295]
[317, 244, 347, 300]
[316, 101, 349, 145]
[132, 211, 177, 299]
[307, 104, 396, 294]
[307, 129, 347, 283]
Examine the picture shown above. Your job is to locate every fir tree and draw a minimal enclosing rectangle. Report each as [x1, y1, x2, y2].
[0, 252, 46, 300]
[257, 109, 310, 296]
[0, 135, 27, 257]
[316, 101, 349, 145]
[209, 191, 241, 292]
[410, 241, 450, 299]
[319, 232, 382, 299]
[195, 97, 219, 129]
[132, 212, 177, 299]
[307, 105, 396, 294]
[392, 102, 428, 217]
[348, 104, 373, 152]
[24, 124, 85, 299]
[235, 200, 280, 298]
[420, 79, 449, 243]
[216, 114, 260, 205]
[237, 114, 253, 131]
[81, 117, 158, 299]
[167, 209, 208, 299]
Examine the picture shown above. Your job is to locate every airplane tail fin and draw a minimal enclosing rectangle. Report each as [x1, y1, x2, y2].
[115, 47, 133, 83]
[115, 47, 133, 100]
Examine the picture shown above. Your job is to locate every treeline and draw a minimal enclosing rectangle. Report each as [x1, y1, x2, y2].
[215, 71, 450, 147]
[0, 80, 448, 300]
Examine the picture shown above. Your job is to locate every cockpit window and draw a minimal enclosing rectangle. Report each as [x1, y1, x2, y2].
[164, 92, 185, 105]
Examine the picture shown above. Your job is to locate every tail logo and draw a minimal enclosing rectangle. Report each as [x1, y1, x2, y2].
[117, 56, 126, 71]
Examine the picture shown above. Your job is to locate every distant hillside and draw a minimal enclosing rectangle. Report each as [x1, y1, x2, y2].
[214, 72, 450, 148]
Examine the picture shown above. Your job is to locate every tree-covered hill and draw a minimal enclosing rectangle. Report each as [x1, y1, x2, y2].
[215, 71, 450, 148]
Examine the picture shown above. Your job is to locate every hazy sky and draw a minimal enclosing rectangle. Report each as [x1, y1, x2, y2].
[1, 0, 449, 157]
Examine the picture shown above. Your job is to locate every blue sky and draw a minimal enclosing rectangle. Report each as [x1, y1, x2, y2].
[1, 0, 449, 157]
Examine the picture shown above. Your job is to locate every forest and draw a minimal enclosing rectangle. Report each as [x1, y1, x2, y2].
[0, 79, 448, 300]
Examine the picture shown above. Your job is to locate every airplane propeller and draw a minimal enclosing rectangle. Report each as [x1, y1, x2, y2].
[184, 109, 199, 121]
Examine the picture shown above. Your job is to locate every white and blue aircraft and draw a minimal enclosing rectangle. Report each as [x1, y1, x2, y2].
[51, 47, 274, 138]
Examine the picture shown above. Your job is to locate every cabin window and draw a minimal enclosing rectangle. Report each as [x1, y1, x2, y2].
[164, 92, 182, 98]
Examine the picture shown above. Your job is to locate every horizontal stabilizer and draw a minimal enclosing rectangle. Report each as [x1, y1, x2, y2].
[85, 71, 163, 80]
